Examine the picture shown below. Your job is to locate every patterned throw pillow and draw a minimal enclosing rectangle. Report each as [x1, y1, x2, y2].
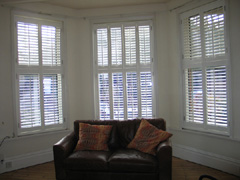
[75, 123, 112, 151]
[127, 119, 172, 155]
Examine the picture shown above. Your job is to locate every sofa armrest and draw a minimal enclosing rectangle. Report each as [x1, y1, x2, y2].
[53, 132, 77, 180]
[156, 140, 172, 180]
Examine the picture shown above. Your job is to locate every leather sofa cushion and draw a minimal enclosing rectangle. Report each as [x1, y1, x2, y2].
[64, 151, 112, 171]
[108, 149, 158, 173]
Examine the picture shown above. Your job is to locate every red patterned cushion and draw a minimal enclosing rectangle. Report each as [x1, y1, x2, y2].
[75, 123, 112, 151]
[127, 119, 172, 155]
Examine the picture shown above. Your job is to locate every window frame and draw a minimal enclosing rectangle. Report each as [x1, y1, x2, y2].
[12, 11, 68, 136]
[179, 0, 231, 136]
[92, 19, 157, 120]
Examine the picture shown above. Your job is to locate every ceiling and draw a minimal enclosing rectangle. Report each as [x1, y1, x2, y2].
[0, 0, 172, 10]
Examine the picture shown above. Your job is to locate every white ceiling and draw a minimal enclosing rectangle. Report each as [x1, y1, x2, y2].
[0, 0, 172, 10]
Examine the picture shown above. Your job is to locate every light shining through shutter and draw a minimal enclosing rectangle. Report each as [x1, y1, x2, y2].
[111, 27, 122, 66]
[206, 66, 227, 127]
[42, 25, 61, 66]
[19, 74, 41, 128]
[140, 72, 153, 117]
[185, 69, 204, 123]
[126, 72, 138, 119]
[139, 26, 151, 64]
[97, 28, 108, 67]
[204, 7, 225, 58]
[125, 26, 136, 65]
[17, 22, 39, 66]
[112, 73, 124, 120]
[98, 73, 110, 119]
[183, 15, 202, 60]
[43, 74, 63, 125]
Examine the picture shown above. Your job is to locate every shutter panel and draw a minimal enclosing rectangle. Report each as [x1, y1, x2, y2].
[112, 73, 124, 120]
[185, 68, 204, 123]
[206, 66, 227, 126]
[139, 26, 151, 64]
[140, 72, 153, 117]
[19, 74, 41, 128]
[126, 72, 138, 119]
[42, 25, 61, 66]
[43, 74, 63, 125]
[98, 73, 110, 119]
[204, 7, 225, 58]
[124, 26, 136, 65]
[183, 14, 202, 60]
[17, 22, 39, 66]
[111, 27, 122, 66]
[97, 28, 108, 67]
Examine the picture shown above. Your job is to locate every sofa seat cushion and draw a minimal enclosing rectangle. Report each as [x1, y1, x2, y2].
[108, 149, 158, 173]
[64, 150, 112, 171]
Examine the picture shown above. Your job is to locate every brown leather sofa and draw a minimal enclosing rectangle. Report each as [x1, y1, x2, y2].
[53, 118, 172, 180]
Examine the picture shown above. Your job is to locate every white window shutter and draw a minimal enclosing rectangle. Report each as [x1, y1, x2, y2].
[206, 66, 227, 127]
[124, 26, 136, 65]
[183, 14, 202, 60]
[17, 22, 39, 66]
[98, 73, 110, 120]
[97, 28, 108, 67]
[204, 7, 225, 58]
[43, 74, 63, 125]
[185, 68, 204, 124]
[140, 72, 153, 118]
[112, 73, 124, 120]
[139, 26, 151, 64]
[19, 74, 41, 128]
[126, 72, 138, 119]
[111, 27, 122, 66]
[42, 25, 61, 66]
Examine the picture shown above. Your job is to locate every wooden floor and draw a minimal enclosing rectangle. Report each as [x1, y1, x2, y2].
[0, 157, 239, 180]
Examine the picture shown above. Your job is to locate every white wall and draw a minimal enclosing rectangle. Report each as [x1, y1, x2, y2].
[0, 0, 239, 176]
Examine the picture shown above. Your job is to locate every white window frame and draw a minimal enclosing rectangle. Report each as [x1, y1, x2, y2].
[13, 11, 67, 136]
[180, 0, 231, 136]
[92, 19, 156, 120]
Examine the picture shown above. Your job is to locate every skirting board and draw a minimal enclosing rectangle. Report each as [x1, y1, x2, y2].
[172, 143, 240, 177]
[0, 148, 53, 174]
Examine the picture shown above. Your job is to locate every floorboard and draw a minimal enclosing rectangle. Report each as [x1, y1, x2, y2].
[0, 157, 239, 180]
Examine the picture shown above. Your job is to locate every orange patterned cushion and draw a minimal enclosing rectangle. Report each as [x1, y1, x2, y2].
[75, 123, 112, 151]
[127, 119, 172, 155]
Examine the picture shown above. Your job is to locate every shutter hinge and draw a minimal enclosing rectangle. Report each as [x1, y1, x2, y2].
[150, 26, 153, 31]
[64, 118, 66, 122]
[16, 74, 18, 80]
[152, 58, 154, 62]
[18, 123, 20, 128]
[62, 60, 64, 65]
[225, 47, 228, 53]
[182, 54, 184, 59]
[224, 5, 226, 12]
[62, 74, 64, 79]
[183, 116, 186, 121]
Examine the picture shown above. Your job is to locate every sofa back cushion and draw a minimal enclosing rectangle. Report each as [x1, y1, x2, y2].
[74, 118, 166, 149]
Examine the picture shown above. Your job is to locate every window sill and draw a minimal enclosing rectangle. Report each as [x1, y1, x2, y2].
[168, 127, 240, 143]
